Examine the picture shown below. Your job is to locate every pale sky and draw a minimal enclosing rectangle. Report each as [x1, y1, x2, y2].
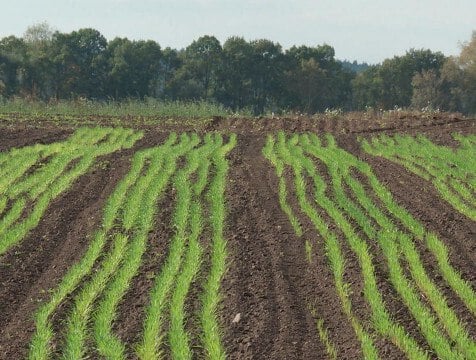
[0, 0, 475, 63]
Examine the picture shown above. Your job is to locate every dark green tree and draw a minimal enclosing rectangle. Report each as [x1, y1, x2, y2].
[0, 36, 28, 97]
[217, 36, 254, 110]
[157, 47, 182, 99]
[352, 66, 384, 109]
[106, 38, 162, 99]
[173, 35, 222, 100]
[22, 22, 55, 99]
[284, 44, 353, 112]
[50, 28, 108, 98]
[249, 39, 284, 114]
[352, 49, 446, 110]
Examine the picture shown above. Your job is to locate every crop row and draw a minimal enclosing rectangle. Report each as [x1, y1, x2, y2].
[264, 132, 476, 360]
[361, 134, 476, 220]
[0, 127, 143, 255]
[28, 132, 236, 360]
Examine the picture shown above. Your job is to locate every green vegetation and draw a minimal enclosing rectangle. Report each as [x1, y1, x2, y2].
[200, 134, 237, 360]
[3, 24, 474, 114]
[309, 307, 338, 360]
[264, 132, 476, 360]
[304, 239, 313, 263]
[28, 132, 236, 360]
[0, 127, 142, 256]
[0, 98, 237, 118]
[361, 134, 476, 220]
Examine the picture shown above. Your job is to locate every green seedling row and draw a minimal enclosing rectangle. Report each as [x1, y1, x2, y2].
[361, 134, 476, 220]
[264, 132, 476, 360]
[28, 132, 236, 360]
[0, 127, 143, 256]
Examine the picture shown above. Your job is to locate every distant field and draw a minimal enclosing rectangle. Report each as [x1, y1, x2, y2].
[0, 114, 475, 359]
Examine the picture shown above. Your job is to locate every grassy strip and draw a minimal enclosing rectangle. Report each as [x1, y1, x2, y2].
[92, 135, 180, 360]
[0, 198, 26, 237]
[301, 143, 428, 359]
[426, 233, 476, 316]
[72, 135, 196, 359]
[200, 134, 237, 360]
[361, 134, 475, 220]
[0, 98, 238, 118]
[399, 232, 476, 358]
[8, 153, 77, 199]
[62, 151, 164, 359]
[360, 161, 476, 324]
[168, 200, 204, 360]
[62, 233, 130, 359]
[263, 135, 303, 236]
[8, 128, 112, 199]
[0, 196, 7, 215]
[0, 153, 39, 194]
[345, 174, 466, 360]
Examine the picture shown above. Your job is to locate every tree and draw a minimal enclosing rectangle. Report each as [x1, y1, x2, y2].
[284, 44, 353, 113]
[429, 31, 476, 114]
[23, 22, 54, 45]
[411, 69, 441, 109]
[106, 38, 162, 99]
[175, 35, 222, 100]
[23, 22, 55, 99]
[289, 58, 326, 112]
[351, 49, 446, 110]
[249, 39, 284, 114]
[457, 31, 476, 113]
[156, 47, 181, 99]
[50, 28, 108, 98]
[352, 66, 384, 109]
[217, 36, 254, 109]
[0, 36, 28, 96]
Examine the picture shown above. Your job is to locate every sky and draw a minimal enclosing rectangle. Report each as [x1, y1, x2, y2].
[0, 0, 475, 64]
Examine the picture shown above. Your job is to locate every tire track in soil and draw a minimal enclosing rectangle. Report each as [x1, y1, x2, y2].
[0, 149, 134, 360]
[222, 135, 321, 359]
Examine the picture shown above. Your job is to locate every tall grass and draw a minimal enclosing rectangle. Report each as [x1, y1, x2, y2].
[0, 98, 250, 119]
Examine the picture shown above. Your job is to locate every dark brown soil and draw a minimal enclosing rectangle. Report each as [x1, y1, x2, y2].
[0, 113, 475, 360]
[221, 134, 325, 359]
[0, 126, 73, 151]
[0, 149, 136, 358]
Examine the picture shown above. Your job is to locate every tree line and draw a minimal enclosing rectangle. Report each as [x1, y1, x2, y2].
[1, 23, 475, 115]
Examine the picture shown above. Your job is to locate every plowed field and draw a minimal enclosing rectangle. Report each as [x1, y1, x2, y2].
[0, 114, 474, 360]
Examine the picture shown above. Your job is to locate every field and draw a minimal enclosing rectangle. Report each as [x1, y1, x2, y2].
[0, 113, 475, 359]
